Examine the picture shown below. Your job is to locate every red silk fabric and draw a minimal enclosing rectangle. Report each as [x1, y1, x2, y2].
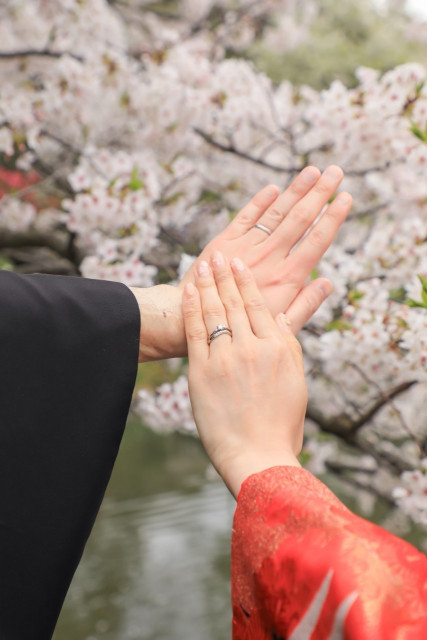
[232, 467, 427, 639]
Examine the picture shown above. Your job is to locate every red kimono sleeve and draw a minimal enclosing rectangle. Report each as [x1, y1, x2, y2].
[231, 466, 427, 640]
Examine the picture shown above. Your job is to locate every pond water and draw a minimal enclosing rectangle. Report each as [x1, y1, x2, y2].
[54, 417, 425, 640]
[54, 419, 234, 640]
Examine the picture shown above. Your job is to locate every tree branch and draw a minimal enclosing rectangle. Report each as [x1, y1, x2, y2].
[348, 364, 423, 450]
[324, 463, 395, 505]
[0, 49, 84, 62]
[306, 380, 418, 441]
[193, 128, 302, 174]
[346, 201, 391, 221]
[194, 128, 402, 178]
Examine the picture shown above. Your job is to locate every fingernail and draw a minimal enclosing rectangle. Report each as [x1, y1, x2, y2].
[198, 260, 210, 276]
[278, 313, 293, 333]
[300, 167, 319, 184]
[185, 282, 196, 298]
[324, 165, 343, 180]
[211, 251, 224, 267]
[231, 257, 245, 272]
[335, 192, 351, 206]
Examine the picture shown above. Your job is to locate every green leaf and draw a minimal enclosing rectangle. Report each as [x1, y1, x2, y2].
[298, 450, 312, 465]
[160, 191, 185, 206]
[397, 317, 409, 330]
[404, 275, 427, 309]
[405, 298, 427, 309]
[415, 81, 425, 96]
[410, 122, 427, 143]
[128, 167, 144, 191]
[389, 287, 406, 303]
[325, 318, 352, 332]
[348, 289, 365, 304]
[199, 189, 221, 203]
[310, 267, 319, 280]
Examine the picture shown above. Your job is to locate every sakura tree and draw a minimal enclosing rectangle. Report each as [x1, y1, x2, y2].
[0, 0, 426, 528]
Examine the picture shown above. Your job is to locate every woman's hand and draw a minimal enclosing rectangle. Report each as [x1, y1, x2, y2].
[131, 165, 352, 362]
[180, 165, 351, 328]
[182, 252, 307, 499]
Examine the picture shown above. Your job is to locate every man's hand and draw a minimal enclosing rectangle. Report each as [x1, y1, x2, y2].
[130, 165, 352, 362]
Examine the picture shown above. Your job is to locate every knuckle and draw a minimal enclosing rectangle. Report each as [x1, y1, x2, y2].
[214, 270, 232, 284]
[238, 347, 257, 368]
[313, 180, 332, 195]
[308, 226, 325, 248]
[204, 305, 223, 318]
[251, 194, 266, 209]
[182, 306, 199, 319]
[267, 206, 284, 221]
[236, 273, 254, 289]
[289, 179, 307, 196]
[223, 294, 243, 311]
[245, 297, 266, 312]
[197, 276, 214, 288]
[187, 327, 207, 342]
[325, 203, 342, 219]
[291, 205, 311, 224]
[281, 265, 302, 287]
[304, 291, 320, 314]
[235, 214, 251, 226]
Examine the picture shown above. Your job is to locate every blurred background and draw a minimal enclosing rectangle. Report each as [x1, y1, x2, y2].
[0, 1, 426, 639]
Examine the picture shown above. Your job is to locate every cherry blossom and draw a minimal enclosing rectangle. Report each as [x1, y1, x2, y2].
[0, 0, 426, 525]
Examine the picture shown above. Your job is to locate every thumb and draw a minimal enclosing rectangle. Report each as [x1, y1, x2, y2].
[275, 312, 293, 335]
[275, 313, 305, 375]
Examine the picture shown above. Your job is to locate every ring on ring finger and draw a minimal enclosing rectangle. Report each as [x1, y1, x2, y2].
[208, 324, 233, 345]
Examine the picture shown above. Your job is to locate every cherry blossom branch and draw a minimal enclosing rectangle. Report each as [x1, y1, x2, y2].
[0, 49, 84, 62]
[193, 127, 302, 174]
[348, 364, 424, 452]
[306, 380, 417, 441]
[346, 201, 391, 220]
[194, 128, 402, 177]
[324, 462, 395, 504]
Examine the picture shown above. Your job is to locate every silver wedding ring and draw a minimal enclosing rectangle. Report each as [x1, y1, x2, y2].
[208, 324, 232, 345]
[252, 223, 272, 236]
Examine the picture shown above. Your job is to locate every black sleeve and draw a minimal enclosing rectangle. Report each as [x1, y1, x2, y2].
[0, 271, 140, 640]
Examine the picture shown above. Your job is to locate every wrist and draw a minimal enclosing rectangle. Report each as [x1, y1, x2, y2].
[219, 450, 301, 500]
[128, 284, 185, 362]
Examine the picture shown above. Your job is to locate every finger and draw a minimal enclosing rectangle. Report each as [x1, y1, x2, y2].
[275, 313, 305, 376]
[223, 184, 280, 239]
[210, 251, 252, 336]
[182, 282, 209, 361]
[265, 165, 344, 258]
[194, 259, 232, 345]
[283, 192, 352, 283]
[230, 257, 277, 339]
[246, 166, 321, 242]
[285, 278, 333, 334]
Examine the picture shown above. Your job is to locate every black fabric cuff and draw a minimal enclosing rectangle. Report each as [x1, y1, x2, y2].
[0, 272, 140, 640]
